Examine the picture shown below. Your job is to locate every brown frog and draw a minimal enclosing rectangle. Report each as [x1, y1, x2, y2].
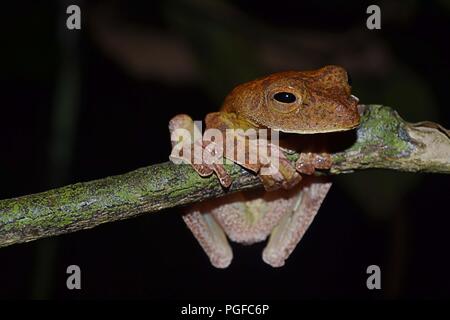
[169, 65, 360, 268]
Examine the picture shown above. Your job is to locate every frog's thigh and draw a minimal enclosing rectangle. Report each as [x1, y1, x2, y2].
[183, 207, 233, 268]
[262, 178, 332, 267]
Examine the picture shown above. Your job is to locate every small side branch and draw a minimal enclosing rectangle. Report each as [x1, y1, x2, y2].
[0, 105, 449, 248]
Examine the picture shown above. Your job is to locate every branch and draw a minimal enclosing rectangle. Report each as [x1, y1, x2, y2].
[1, 105, 449, 248]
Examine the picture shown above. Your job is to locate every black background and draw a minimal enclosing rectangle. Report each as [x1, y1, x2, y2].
[0, 0, 449, 299]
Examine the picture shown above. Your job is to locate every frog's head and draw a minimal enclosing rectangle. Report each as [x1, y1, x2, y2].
[222, 65, 360, 134]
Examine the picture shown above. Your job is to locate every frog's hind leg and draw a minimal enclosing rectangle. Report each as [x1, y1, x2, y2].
[262, 177, 332, 267]
[183, 206, 233, 268]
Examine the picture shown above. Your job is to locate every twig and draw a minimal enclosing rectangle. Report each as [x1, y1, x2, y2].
[1, 105, 449, 248]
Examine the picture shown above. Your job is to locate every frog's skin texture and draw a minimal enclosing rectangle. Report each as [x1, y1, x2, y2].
[169, 65, 360, 268]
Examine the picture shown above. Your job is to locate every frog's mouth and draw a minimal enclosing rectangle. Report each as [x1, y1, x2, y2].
[276, 122, 360, 134]
[257, 113, 361, 135]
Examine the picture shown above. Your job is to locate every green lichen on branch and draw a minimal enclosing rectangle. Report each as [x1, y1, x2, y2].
[0, 105, 449, 248]
[331, 105, 450, 173]
[0, 162, 260, 248]
[331, 105, 414, 169]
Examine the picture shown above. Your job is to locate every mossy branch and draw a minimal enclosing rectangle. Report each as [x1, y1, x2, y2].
[1, 105, 449, 248]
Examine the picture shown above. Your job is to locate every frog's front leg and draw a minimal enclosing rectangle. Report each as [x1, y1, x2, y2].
[169, 114, 232, 187]
[205, 112, 301, 191]
[296, 152, 333, 175]
[263, 177, 332, 267]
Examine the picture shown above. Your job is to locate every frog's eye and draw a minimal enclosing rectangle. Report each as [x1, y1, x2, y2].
[273, 92, 297, 103]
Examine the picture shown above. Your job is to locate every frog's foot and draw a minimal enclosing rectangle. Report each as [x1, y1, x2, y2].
[259, 145, 302, 191]
[183, 206, 233, 268]
[295, 152, 332, 175]
[208, 126, 301, 191]
[203, 111, 302, 190]
[169, 114, 232, 188]
[259, 153, 302, 191]
[255, 140, 301, 191]
[262, 178, 332, 267]
[225, 137, 301, 191]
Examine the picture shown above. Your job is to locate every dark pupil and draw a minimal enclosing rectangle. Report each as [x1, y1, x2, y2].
[273, 92, 296, 103]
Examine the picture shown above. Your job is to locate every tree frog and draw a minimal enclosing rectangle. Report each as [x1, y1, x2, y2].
[169, 65, 360, 268]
